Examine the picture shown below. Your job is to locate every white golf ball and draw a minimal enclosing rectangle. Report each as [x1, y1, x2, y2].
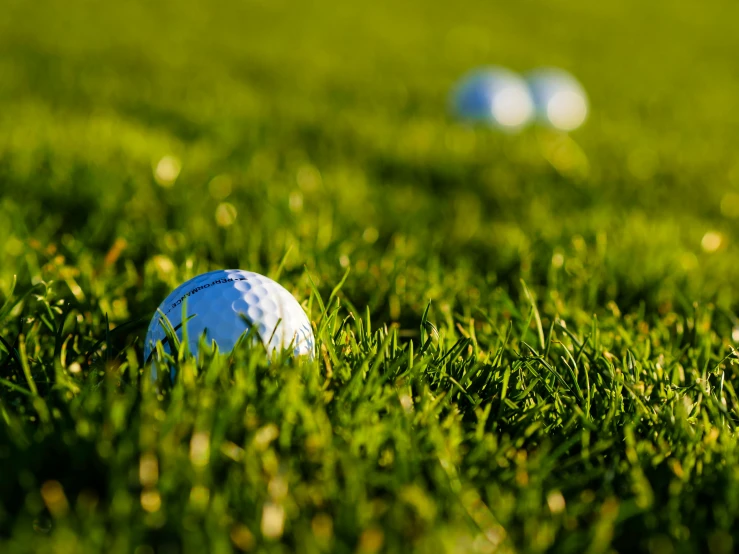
[526, 68, 589, 131]
[144, 269, 314, 371]
[451, 67, 535, 131]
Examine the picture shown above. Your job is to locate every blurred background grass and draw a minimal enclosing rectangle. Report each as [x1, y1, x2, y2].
[3, 0, 739, 314]
[3, 0, 739, 552]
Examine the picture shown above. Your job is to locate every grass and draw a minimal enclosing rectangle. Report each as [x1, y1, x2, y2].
[2, 0, 739, 552]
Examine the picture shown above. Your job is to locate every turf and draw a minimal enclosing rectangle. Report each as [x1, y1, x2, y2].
[2, 0, 739, 552]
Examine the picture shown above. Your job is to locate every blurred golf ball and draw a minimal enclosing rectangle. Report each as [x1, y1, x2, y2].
[526, 68, 589, 131]
[451, 67, 535, 130]
[144, 269, 314, 374]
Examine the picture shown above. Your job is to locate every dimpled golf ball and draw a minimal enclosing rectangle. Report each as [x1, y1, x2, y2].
[451, 67, 535, 130]
[526, 68, 589, 131]
[144, 269, 314, 368]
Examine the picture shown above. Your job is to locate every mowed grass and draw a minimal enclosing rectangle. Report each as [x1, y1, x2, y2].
[3, 0, 739, 552]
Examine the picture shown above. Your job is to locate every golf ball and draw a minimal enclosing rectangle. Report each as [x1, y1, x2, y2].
[451, 67, 535, 130]
[144, 269, 314, 370]
[526, 68, 589, 131]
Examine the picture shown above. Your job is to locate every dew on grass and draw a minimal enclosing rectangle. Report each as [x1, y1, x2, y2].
[140, 490, 161, 513]
[139, 453, 158, 487]
[154, 155, 181, 187]
[311, 513, 333, 541]
[215, 202, 238, 227]
[190, 432, 210, 467]
[261, 502, 285, 539]
[231, 525, 255, 551]
[363, 227, 379, 244]
[40, 481, 68, 517]
[289, 191, 303, 212]
[701, 231, 723, 252]
[209, 175, 233, 199]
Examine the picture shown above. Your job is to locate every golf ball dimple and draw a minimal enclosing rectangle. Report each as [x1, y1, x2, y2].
[144, 269, 315, 373]
[451, 67, 535, 131]
[526, 68, 589, 132]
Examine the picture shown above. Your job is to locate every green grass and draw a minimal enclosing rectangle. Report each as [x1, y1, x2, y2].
[2, 0, 739, 552]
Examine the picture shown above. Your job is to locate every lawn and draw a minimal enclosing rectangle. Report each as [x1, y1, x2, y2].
[2, 0, 739, 552]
